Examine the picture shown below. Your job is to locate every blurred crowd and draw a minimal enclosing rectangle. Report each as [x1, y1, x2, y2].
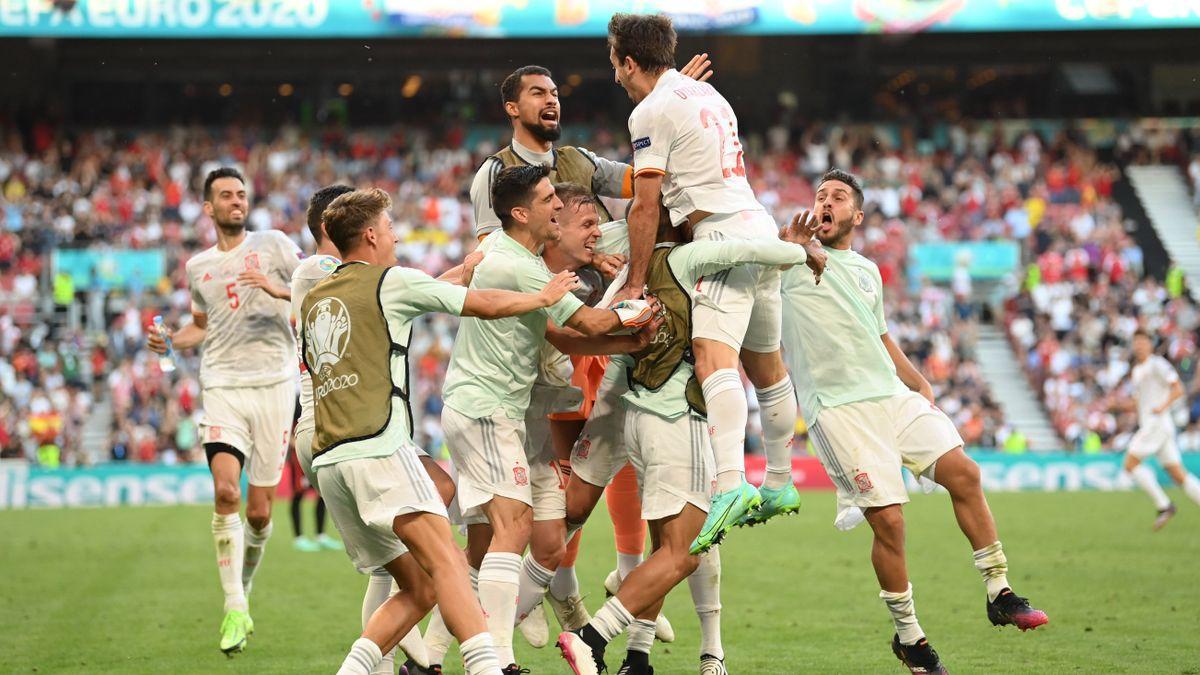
[2, 116, 1198, 466]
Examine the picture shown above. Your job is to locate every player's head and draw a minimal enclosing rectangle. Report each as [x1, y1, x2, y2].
[306, 184, 355, 246]
[321, 188, 395, 265]
[1132, 328, 1154, 360]
[544, 182, 601, 269]
[814, 169, 865, 248]
[608, 13, 676, 102]
[202, 167, 248, 233]
[492, 165, 562, 243]
[501, 65, 561, 143]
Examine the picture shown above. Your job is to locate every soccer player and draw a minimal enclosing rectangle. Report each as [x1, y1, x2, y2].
[606, 13, 801, 552]
[780, 170, 1048, 674]
[1122, 329, 1200, 529]
[558, 205, 826, 675]
[302, 187, 580, 675]
[443, 165, 657, 672]
[148, 167, 300, 655]
[469, 58, 711, 241]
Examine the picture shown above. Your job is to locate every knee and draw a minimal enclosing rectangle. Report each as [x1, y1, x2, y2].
[675, 553, 701, 580]
[491, 514, 532, 551]
[943, 459, 982, 496]
[534, 539, 566, 570]
[246, 507, 271, 531]
[214, 482, 241, 510]
[412, 579, 437, 611]
[868, 507, 906, 541]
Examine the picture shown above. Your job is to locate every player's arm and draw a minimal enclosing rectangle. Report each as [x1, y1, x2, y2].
[545, 315, 661, 355]
[620, 171, 665, 300]
[561, 297, 659, 337]
[148, 311, 208, 354]
[1153, 372, 1185, 414]
[881, 332, 935, 403]
[461, 271, 579, 319]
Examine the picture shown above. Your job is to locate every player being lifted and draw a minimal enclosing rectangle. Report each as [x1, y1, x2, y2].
[781, 170, 1048, 674]
[443, 165, 658, 673]
[606, 13, 801, 553]
[148, 167, 301, 655]
[301, 187, 582, 675]
[558, 203, 827, 675]
[1121, 329, 1200, 529]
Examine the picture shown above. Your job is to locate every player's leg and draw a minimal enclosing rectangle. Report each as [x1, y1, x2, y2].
[361, 568, 424, 674]
[420, 455, 457, 507]
[687, 548, 725, 672]
[602, 463, 675, 642]
[208, 444, 252, 653]
[561, 506, 705, 675]
[548, 418, 587, 627]
[241, 381, 295, 598]
[617, 518, 667, 675]
[479, 495, 533, 668]
[515, 457, 569, 648]
[1164, 462, 1200, 504]
[413, 559, 478, 674]
[1123, 426, 1175, 520]
[342, 552, 437, 675]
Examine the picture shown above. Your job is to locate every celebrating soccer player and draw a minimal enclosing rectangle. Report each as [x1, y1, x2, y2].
[780, 170, 1049, 674]
[148, 167, 300, 655]
[605, 13, 801, 553]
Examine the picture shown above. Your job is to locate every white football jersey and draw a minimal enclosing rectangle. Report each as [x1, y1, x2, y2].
[628, 69, 763, 226]
[1131, 354, 1180, 428]
[186, 230, 302, 389]
[290, 254, 341, 435]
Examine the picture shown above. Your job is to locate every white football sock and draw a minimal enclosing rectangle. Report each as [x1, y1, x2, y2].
[972, 541, 1010, 602]
[756, 376, 797, 490]
[703, 369, 749, 491]
[242, 519, 272, 594]
[478, 552, 521, 666]
[515, 556, 554, 624]
[1126, 464, 1171, 510]
[590, 597, 635, 643]
[617, 552, 642, 582]
[212, 512, 247, 612]
[880, 583, 925, 646]
[550, 565, 579, 601]
[688, 549, 723, 659]
[1182, 473, 1200, 505]
[460, 632, 501, 675]
[627, 619, 656, 655]
[362, 569, 407, 673]
[337, 638, 382, 675]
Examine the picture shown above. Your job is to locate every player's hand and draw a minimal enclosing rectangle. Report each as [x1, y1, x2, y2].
[539, 271, 580, 307]
[631, 309, 666, 351]
[680, 52, 714, 82]
[237, 270, 287, 299]
[1153, 404, 1168, 415]
[803, 241, 827, 284]
[146, 326, 171, 355]
[611, 284, 644, 304]
[460, 250, 485, 287]
[781, 209, 821, 245]
[594, 253, 627, 279]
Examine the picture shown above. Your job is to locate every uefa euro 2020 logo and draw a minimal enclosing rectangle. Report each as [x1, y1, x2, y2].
[306, 297, 351, 378]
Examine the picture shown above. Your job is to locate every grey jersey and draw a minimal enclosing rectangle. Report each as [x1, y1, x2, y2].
[186, 230, 302, 389]
[470, 140, 630, 238]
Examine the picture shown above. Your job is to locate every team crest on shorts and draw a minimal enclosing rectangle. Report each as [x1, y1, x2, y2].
[575, 437, 591, 459]
[513, 464, 529, 487]
[854, 471, 874, 493]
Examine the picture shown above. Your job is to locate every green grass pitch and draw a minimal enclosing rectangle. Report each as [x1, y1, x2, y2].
[3, 490, 1198, 673]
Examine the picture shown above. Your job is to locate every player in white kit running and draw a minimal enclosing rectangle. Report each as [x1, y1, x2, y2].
[148, 167, 301, 655]
[605, 14, 800, 553]
[1122, 329, 1200, 530]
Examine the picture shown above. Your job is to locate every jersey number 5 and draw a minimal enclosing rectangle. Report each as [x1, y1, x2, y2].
[225, 282, 240, 309]
[699, 107, 746, 179]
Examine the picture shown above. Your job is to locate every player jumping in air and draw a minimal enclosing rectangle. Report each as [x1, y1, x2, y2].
[1121, 329, 1200, 530]
[606, 13, 801, 553]
[148, 167, 300, 655]
[781, 170, 1048, 674]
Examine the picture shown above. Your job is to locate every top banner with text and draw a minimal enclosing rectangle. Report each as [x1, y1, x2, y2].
[1, 1, 1198, 39]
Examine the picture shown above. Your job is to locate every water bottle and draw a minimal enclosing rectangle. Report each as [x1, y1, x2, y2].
[153, 315, 177, 373]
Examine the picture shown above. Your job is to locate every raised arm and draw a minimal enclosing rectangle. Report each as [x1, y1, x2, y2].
[881, 332, 934, 403]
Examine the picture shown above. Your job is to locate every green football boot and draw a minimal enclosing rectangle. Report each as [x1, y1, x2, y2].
[689, 481, 761, 555]
[736, 484, 801, 527]
[219, 609, 253, 655]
